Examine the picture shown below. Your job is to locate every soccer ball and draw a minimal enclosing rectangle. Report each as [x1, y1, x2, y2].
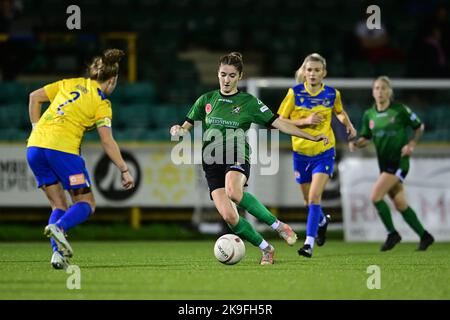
[214, 234, 245, 265]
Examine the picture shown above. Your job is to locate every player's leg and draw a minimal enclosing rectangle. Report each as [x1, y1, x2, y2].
[41, 184, 71, 269]
[298, 172, 329, 257]
[44, 150, 94, 257]
[226, 169, 297, 246]
[388, 182, 434, 250]
[26, 147, 69, 268]
[204, 162, 274, 264]
[212, 188, 274, 265]
[301, 182, 330, 246]
[371, 172, 402, 251]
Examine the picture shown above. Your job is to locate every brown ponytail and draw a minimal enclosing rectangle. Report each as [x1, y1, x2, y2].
[89, 49, 125, 82]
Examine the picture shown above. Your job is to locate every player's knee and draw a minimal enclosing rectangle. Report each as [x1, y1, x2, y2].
[222, 211, 239, 226]
[53, 203, 69, 211]
[371, 192, 383, 203]
[225, 186, 243, 204]
[88, 200, 96, 214]
[394, 200, 407, 212]
[308, 193, 321, 205]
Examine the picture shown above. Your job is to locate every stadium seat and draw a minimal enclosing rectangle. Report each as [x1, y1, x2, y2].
[0, 83, 27, 104]
[114, 82, 156, 104]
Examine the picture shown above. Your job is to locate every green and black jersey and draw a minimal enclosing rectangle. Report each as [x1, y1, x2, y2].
[360, 102, 422, 173]
[186, 90, 277, 163]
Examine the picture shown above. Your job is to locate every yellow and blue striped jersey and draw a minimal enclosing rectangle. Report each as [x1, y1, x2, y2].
[277, 83, 343, 156]
[27, 78, 112, 155]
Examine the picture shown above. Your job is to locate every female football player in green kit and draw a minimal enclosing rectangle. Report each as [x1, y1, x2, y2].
[349, 76, 434, 251]
[170, 52, 329, 265]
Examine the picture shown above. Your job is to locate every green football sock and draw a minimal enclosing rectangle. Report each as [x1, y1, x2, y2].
[374, 200, 396, 233]
[229, 216, 263, 247]
[238, 192, 277, 226]
[401, 207, 425, 237]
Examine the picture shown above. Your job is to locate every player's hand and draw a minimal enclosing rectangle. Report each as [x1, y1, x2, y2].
[348, 141, 357, 152]
[401, 143, 415, 157]
[170, 125, 186, 137]
[121, 171, 135, 190]
[300, 112, 323, 126]
[347, 125, 357, 139]
[315, 134, 329, 145]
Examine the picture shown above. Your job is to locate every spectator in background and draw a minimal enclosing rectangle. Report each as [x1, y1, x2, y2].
[0, 0, 23, 32]
[408, 4, 450, 77]
[0, 0, 24, 80]
[353, 14, 405, 63]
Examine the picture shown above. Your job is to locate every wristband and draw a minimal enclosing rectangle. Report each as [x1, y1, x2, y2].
[121, 169, 129, 174]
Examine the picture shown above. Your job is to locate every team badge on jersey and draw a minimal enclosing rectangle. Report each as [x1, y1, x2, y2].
[369, 119, 375, 129]
[205, 103, 212, 114]
[231, 106, 241, 115]
[322, 98, 331, 106]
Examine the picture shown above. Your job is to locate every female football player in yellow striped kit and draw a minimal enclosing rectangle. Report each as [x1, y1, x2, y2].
[27, 49, 134, 269]
[278, 53, 357, 258]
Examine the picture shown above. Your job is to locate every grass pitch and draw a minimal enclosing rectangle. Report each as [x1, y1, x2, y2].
[0, 241, 449, 300]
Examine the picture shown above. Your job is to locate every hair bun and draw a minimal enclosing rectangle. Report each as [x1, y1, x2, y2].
[229, 52, 243, 60]
[103, 49, 125, 65]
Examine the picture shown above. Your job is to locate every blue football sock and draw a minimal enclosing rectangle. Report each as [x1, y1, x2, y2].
[56, 202, 92, 232]
[306, 204, 322, 238]
[49, 208, 65, 252]
[307, 205, 325, 221]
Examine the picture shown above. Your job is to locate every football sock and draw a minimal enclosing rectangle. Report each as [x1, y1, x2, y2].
[305, 236, 315, 248]
[56, 202, 92, 232]
[49, 208, 65, 252]
[258, 240, 270, 251]
[229, 216, 264, 247]
[238, 192, 277, 226]
[374, 200, 396, 233]
[270, 220, 280, 230]
[306, 204, 322, 239]
[307, 205, 325, 223]
[401, 207, 425, 237]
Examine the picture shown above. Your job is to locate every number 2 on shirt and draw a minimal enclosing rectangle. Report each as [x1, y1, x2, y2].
[57, 91, 80, 115]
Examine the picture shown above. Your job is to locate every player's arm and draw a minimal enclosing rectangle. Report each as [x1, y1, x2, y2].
[279, 113, 323, 127]
[277, 88, 323, 127]
[28, 87, 50, 128]
[401, 123, 424, 156]
[335, 110, 357, 139]
[348, 136, 371, 152]
[272, 117, 329, 144]
[97, 126, 135, 189]
[170, 121, 193, 137]
[333, 89, 356, 139]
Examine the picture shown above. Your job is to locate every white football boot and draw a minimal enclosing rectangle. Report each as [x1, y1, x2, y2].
[44, 224, 73, 258]
[51, 251, 69, 270]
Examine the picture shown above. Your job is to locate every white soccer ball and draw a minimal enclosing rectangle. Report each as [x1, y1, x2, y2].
[214, 234, 246, 265]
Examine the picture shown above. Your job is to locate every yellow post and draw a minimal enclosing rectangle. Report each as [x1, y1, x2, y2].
[130, 207, 141, 229]
[100, 32, 137, 82]
[0, 33, 9, 42]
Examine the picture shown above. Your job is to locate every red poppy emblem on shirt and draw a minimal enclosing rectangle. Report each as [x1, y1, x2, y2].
[369, 119, 375, 129]
[205, 103, 212, 114]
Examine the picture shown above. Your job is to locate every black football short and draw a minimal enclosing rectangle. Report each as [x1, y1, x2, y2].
[202, 161, 250, 199]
